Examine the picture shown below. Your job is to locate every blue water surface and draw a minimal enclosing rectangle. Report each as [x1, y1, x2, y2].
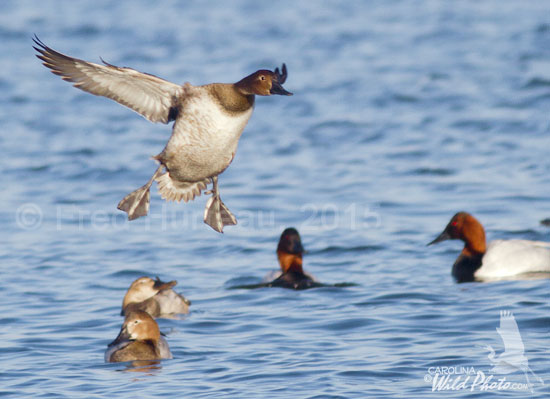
[1, 0, 549, 398]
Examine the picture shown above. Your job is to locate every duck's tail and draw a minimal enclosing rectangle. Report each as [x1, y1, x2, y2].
[155, 173, 209, 202]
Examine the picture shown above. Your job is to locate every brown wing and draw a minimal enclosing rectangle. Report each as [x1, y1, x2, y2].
[122, 298, 161, 318]
[33, 35, 183, 124]
[109, 340, 159, 362]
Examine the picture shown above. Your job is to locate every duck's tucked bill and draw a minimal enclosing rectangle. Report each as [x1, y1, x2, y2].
[121, 276, 190, 319]
[33, 35, 292, 233]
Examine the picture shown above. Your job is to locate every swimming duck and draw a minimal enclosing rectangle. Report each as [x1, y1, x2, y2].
[105, 310, 172, 363]
[267, 227, 320, 290]
[33, 36, 292, 232]
[428, 212, 550, 282]
[121, 277, 190, 318]
[541, 218, 550, 227]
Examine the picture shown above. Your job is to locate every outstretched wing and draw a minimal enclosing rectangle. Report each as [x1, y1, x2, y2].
[33, 35, 183, 124]
[497, 310, 525, 355]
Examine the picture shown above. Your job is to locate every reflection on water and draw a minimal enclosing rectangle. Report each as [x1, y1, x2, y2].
[228, 281, 356, 290]
[478, 272, 550, 283]
[121, 360, 163, 374]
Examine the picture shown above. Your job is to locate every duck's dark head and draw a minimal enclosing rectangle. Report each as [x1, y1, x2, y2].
[277, 227, 305, 273]
[235, 64, 292, 96]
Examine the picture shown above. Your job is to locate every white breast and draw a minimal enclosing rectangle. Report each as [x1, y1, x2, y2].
[475, 239, 550, 279]
[163, 90, 253, 181]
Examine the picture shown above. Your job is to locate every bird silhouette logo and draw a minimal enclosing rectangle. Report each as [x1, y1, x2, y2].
[483, 310, 544, 392]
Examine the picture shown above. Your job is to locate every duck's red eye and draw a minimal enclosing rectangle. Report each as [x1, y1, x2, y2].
[451, 221, 458, 226]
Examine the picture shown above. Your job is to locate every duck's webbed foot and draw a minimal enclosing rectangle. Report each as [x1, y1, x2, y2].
[204, 196, 237, 233]
[203, 177, 237, 233]
[117, 165, 163, 220]
[118, 185, 151, 220]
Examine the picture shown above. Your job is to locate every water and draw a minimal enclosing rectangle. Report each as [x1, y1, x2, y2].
[1, 0, 549, 397]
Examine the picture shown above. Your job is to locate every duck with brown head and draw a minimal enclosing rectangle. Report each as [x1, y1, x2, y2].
[267, 227, 321, 290]
[234, 64, 291, 96]
[33, 36, 292, 233]
[105, 310, 172, 363]
[429, 212, 550, 282]
[121, 277, 190, 319]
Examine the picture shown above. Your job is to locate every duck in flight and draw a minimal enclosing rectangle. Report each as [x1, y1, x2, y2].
[33, 36, 292, 232]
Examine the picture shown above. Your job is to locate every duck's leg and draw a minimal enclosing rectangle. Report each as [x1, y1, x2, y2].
[203, 176, 237, 233]
[118, 165, 164, 220]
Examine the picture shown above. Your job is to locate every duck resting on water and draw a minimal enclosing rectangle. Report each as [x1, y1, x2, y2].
[267, 227, 320, 290]
[428, 212, 550, 282]
[33, 35, 292, 232]
[121, 276, 190, 319]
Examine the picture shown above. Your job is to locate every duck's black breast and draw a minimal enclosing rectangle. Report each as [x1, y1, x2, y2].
[268, 271, 320, 290]
[452, 253, 483, 283]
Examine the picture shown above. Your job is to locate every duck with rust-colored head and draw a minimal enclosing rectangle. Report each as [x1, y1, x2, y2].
[105, 310, 172, 363]
[121, 277, 190, 319]
[266, 228, 321, 290]
[428, 212, 550, 282]
[33, 36, 292, 233]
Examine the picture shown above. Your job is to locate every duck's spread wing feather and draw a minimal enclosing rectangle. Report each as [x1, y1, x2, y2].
[33, 36, 183, 124]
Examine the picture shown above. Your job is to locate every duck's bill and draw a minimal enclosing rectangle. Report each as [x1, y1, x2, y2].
[270, 80, 292, 95]
[108, 327, 131, 347]
[427, 231, 451, 246]
[153, 277, 177, 291]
